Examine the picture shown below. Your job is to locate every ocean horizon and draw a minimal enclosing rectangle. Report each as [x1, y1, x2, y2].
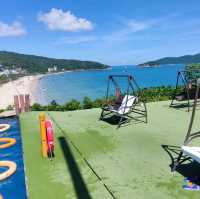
[38, 64, 184, 104]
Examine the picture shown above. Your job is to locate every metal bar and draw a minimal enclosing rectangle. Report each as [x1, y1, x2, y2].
[130, 110, 146, 115]
[170, 71, 180, 106]
[131, 108, 146, 112]
[109, 75, 132, 78]
[100, 77, 111, 120]
[131, 77, 148, 123]
[128, 77, 136, 95]
[186, 134, 200, 145]
[170, 70, 193, 111]
[179, 72, 191, 112]
[188, 131, 200, 137]
[172, 151, 183, 172]
[105, 76, 111, 101]
[111, 77, 120, 89]
[184, 78, 200, 145]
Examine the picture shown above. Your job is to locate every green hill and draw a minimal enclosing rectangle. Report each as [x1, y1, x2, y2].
[0, 51, 109, 73]
[138, 53, 200, 67]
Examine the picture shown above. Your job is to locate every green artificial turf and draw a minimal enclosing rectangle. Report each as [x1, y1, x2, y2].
[20, 101, 200, 199]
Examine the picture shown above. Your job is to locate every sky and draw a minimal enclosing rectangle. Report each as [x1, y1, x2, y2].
[0, 0, 200, 65]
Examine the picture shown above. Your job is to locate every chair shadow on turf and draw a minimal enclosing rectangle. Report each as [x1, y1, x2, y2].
[166, 101, 200, 112]
[162, 144, 200, 185]
[101, 115, 127, 125]
[101, 114, 145, 128]
[163, 103, 191, 112]
[58, 136, 92, 199]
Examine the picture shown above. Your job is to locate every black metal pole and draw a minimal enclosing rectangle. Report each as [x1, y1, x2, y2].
[184, 78, 200, 145]
[170, 71, 180, 106]
[180, 72, 191, 112]
[106, 76, 111, 101]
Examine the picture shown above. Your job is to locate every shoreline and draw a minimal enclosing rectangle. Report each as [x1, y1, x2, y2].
[42, 67, 112, 77]
[0, 74, 43, 109]
[0, 67, 112, 109]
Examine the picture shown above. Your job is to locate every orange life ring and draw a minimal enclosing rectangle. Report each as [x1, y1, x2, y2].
[0, 161, 17, 181]
[0, 138, 16, 149]
[0, 124, 10, 133]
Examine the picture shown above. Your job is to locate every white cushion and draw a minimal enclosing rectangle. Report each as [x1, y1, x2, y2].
[117, 95, 136, 115]
[182, 146, 200, 163]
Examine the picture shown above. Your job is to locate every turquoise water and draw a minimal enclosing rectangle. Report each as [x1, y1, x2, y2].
[39, 64, 184, 104]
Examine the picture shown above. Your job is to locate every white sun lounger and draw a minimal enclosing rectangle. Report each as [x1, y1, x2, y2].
[100, 75, 148, 128]
[112, 95, 137, 115]
[182, 146, 200, 163]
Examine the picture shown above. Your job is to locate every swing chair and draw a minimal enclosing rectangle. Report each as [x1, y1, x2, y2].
[100, 75, 147, 128]
[170, 69, 200, 112]
[173, 78, 200, 171]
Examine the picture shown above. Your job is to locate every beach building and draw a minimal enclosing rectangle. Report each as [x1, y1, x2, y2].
[48, 66, 58, 73]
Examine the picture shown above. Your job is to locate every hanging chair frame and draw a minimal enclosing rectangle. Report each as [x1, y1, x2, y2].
[172, 78, 200, 171]
[100, 75, 147, 128]
[170, 70, 192, 112]
[170, 69, 200, 112]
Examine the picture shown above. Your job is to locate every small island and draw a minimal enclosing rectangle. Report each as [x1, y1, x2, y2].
[138, 62, 160, 67]
[138, 53, 200, 67]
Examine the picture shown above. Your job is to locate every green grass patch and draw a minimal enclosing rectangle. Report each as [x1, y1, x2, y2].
[20, 101, 200, 199]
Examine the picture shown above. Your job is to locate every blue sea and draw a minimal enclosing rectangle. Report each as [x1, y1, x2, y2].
[39, 64, 185, 104]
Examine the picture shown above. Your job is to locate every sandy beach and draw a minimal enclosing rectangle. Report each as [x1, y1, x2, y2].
[0, 75, 43, 109]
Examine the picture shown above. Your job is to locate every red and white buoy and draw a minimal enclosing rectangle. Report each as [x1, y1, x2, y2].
[45, 120, 54, 159]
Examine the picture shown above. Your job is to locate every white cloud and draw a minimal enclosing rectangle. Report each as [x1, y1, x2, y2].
[38, 8, 93, 32]
[0, 21, 26, 37]
[56, 35, 96, 44]
[102, 19, 154, 42]
[55, 20, 152, 45]
[126, 20, 152, 32]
